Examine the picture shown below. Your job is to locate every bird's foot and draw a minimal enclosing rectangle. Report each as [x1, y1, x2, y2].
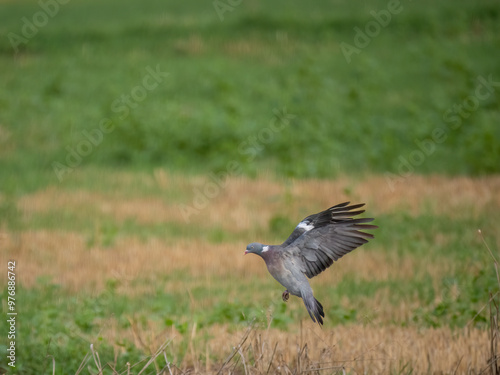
[282, 290, 289, 302]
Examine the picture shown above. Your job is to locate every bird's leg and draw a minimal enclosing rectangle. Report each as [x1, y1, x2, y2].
[282, 290, 289, 302]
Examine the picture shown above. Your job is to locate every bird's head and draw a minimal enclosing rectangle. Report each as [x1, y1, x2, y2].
[245, 242, 269, 256]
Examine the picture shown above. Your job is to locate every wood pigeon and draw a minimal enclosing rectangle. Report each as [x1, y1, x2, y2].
[245, 202, 377, 326]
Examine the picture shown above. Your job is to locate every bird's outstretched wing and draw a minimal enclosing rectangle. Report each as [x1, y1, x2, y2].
[282, 202, 377, 279]
[281, 202, 366, 246]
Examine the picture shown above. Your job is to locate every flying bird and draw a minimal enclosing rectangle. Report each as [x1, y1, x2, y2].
[245, 202, 377, 326]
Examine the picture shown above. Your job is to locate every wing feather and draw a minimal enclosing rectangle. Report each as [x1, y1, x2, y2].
[281, 202, 357, 247]
[282, 202, 377, 279]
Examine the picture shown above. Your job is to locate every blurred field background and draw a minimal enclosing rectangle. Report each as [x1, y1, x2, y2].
[1, 0, 500, 373]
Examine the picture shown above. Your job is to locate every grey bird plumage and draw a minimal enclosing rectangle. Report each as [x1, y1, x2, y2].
[245, 202, 377, 326]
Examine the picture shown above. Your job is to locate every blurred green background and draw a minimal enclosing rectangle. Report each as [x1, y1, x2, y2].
[1, 0, 499, 194]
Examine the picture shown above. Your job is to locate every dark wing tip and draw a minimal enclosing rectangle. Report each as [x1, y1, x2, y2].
[329, 202, 365, 212]
[315, 298, 325, 326]
[332, 201, 350, 208]
[304, 297, 324, 326]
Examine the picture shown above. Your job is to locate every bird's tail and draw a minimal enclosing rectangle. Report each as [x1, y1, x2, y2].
[302, 292, 324, 326]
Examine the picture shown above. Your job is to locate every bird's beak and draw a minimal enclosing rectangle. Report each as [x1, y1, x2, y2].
[244, 250, 249, 255]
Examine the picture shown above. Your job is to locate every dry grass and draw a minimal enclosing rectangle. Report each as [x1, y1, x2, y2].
[91, 319, 490, 374]
[9, 172, 499, 291]
[16, 172, 500, 233]
[2, 227, 461, 327]
[4, 171, 500, 374]
[339, 174, 500, 218]
[1, 229, 450, 297]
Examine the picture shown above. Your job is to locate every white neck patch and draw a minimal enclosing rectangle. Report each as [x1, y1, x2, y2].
[297, 221, 314, 232]
[262, 245, 269, 252]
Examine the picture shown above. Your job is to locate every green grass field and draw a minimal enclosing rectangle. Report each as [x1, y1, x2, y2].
[1, 0, 500, 374]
